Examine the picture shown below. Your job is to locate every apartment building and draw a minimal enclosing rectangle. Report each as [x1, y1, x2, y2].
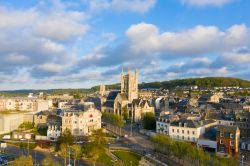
[216, 125, 240, 156]
[62, 102, 102, 136]
[0, 97, 51, 112]
[168, 119, 217, 143]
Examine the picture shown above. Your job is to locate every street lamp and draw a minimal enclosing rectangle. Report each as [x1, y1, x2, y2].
[241, 155, 245, 166]
[68, 146, 72, 166]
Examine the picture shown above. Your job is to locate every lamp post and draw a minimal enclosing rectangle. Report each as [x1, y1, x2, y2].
[241, 155, 245, 166]
[68, 146, 72, 166]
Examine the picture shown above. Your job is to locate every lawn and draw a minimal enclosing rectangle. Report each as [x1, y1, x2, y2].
[112, 150, 141, 166]
[97, 153, 114, 166]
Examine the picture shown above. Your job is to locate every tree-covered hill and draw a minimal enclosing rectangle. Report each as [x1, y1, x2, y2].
[139, 77, 250, 89]
[94, 77, 250, 91]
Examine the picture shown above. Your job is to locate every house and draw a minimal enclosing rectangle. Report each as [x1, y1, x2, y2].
[239, 139, 250, 165]
[47, 122, 61, 141]
[156, 115, 179, 135]
[62, 102, 102, 136]
[216, 125, 240, 156]
[131, 99, 154, 122]
[169, 119, 217, 143]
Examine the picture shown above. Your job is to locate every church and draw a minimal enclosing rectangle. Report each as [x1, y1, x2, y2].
[101, 68, 154, 122]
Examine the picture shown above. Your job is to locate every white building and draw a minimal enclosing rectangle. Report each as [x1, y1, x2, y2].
[62, 102, 102, 136]
[0, 113, 24, 134]
[156, 115, 179, 135]
[168, 120, 217, 143]
[47, 123, 61, 141]
[0, 97, 51, 112]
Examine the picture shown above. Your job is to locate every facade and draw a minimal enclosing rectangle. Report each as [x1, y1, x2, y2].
[47, 123, 61, 141]
[0, 97, 50, 112]
[240, 139, 250, 165]
[131, 99, 154, 122]
[62, 102, 102, 136]
[168, 120, 217, 143]
[216, 125, 240, 156]
[0, 113, 25, 134]
[102, 68, 155, 122]
[156, 115, 179, 135]
[120, 68, 138, 102]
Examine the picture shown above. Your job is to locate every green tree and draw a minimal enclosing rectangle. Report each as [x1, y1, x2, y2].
[10, 155, 33, 166]
[102, 112, 124, 127]
[142, 112, 156, 130]
[72, 144, 82, 166]
[56, 129, 74, 150]
[83, 129, 107, 166]
[60, 144, 68, 166]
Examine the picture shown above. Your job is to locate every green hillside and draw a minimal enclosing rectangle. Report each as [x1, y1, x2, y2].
[139, 77, 250, 89]
[94, 77, 250, 90]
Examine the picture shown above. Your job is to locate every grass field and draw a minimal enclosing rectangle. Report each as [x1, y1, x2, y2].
[97, 153, 114, 166]
[112, 150, 141, 166]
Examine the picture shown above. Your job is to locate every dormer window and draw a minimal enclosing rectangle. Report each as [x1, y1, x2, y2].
[220, 132, 224, 137]
[230, 133, 234, 139]
[242, 143, 245, 149]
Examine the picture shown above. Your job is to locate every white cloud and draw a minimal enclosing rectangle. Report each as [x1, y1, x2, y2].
[88, 0, 156, 13]
[33, 11, 89, 41]
[0, 7, 38, 29]
[181, 0, 234, 7]
[126, 23, 250, 55]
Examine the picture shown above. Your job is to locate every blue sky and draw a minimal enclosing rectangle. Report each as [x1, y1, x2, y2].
[0, 0, 249, 90]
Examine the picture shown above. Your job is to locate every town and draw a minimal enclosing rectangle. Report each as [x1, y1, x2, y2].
[0, 69, 250, 166]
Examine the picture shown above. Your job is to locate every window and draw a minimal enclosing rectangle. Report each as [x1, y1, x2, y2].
[220, 132, 224, 137]
[177, 129, 179, 133]
[187, 137, 190, 140]
[248, 144, 250, 150]
[193, 131, 195, 135]
[230, 133, 234, 138]
[220, 139, 223, 144]
[242, 143, 245, 149]
[172, 129, 174, 133]
[187, 130, 190, 134]
[182, 130, 184, 134]
[182, 136, 184, 140]
[193, 137, 195, 141]
[230, 141, 234, 147]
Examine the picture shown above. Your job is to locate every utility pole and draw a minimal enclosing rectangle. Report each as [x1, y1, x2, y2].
[130, 118, 132, 137]
[68, 146, 71, 166]
[27, 139, 30, 155]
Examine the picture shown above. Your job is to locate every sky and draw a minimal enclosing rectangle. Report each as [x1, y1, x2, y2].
[0, 0, 250, 90]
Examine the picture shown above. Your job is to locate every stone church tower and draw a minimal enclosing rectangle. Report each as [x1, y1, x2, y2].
[121, 68, 138, 102]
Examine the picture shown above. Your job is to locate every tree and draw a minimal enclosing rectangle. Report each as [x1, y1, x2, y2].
[83, 129, 107, 166]
[102, 112, 124, 127]
[142, 112, 156, 130]
[60, 144, 68, 166]
[72, 144, 82, 166]
[41, 156, 60, 166]
[10, 155, 33, 166]
[56, 129, 74, 150]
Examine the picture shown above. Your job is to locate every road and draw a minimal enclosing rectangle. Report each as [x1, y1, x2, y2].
[5, 145, 90, 166]
[105, 123, 181, 166]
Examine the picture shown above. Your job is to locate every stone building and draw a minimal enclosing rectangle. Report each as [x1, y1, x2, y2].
[62, 102, 102, 136]
[216, 125, 240, 156]
[102, 68, 154, 122]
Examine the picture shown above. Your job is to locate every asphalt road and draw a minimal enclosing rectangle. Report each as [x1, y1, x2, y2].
[5, 145, 90, 166]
